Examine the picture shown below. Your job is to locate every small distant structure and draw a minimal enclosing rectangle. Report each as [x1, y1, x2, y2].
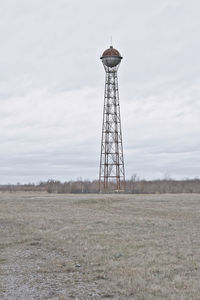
[99, 45, 125, 192]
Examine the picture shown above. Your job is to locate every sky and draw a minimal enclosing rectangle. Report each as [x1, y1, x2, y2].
[0, 0, 200, 184]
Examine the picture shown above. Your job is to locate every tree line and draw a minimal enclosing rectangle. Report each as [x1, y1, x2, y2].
[0, 178, 200, 193]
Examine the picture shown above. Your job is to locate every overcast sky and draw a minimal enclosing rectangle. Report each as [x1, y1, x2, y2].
[0, 0, 200, 184]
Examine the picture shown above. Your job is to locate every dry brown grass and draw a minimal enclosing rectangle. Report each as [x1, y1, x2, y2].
[0, 192, 200, 299]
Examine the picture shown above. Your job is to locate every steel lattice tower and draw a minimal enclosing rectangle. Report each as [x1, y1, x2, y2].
[99, 46, 125, 192]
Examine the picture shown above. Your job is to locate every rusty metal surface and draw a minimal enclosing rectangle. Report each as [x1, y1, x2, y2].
[102, 46, 121, 57]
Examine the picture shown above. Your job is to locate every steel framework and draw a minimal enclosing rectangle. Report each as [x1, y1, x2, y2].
[99, 52, 125, 192]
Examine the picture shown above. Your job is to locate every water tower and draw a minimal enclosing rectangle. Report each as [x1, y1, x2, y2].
[99, 45, 125, 192]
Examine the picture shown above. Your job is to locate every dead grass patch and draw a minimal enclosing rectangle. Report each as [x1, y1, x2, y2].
[0, 192, 200, 299]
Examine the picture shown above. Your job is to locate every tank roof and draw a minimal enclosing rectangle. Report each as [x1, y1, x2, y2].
[102, 46, 121, 57]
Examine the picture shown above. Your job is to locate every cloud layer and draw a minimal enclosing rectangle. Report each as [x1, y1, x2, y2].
[0, 0, 200, 183]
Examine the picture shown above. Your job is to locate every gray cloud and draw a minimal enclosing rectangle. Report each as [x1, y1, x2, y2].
[0, 0, 200, 183]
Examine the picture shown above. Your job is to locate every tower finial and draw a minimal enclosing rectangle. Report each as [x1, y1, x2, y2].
[110, 35, 112, 47]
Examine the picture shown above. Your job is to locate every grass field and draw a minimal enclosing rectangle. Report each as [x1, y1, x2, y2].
[0, 192, 200, 299]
